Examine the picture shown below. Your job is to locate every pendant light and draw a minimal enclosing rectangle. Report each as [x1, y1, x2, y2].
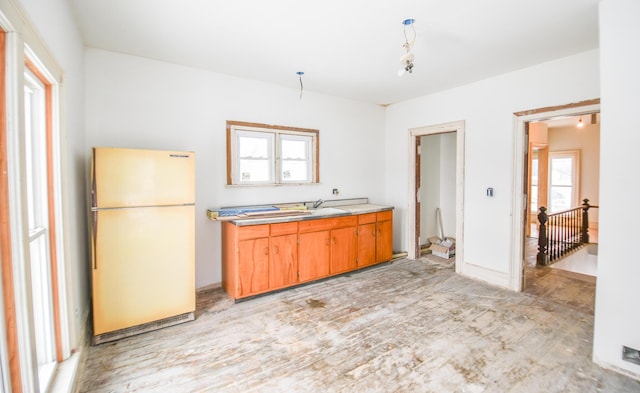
[398, 18, 416, 77]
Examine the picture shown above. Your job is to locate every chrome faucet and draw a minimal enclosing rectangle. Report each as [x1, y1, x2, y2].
[312, 199, 324, 209]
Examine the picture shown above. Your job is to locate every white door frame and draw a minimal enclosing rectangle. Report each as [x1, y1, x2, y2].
[407, 120, 465, 274]
[510, 102, 600, 291]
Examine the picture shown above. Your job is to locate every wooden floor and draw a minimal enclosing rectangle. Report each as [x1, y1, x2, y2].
[77, 258, 639, 392]
[523, 237, 596, 315]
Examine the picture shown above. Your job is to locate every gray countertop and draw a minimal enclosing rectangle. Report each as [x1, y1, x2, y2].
[228, 204, 393, 226]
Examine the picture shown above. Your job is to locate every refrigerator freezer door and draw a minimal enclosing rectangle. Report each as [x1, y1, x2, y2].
[92, 147, 195, 208]
[92, 205, 195, 335]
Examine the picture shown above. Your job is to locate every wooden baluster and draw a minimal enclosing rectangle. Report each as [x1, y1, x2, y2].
[537, 206, 548, 266]
[582, 198, 590, 244]
[551, 213, 556, 261]
[576, 208, 580, 247]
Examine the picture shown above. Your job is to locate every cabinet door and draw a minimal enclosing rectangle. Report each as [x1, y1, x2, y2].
[270, 234, 298, 289]
[238, 237, 270, 297]
[357, 223, 376, 267]
[376, 219, 393, 262]
[298, 231, 330, 282]
[330, 226, 358, 274]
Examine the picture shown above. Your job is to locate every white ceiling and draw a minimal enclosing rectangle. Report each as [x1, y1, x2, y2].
[68, 0, 600, 106]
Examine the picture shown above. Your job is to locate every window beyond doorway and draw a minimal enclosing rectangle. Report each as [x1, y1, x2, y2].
[548, 150, 580, 213]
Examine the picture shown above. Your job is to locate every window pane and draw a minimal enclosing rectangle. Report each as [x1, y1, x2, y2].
[29, 234, 56, 366]
[531, 158, 538, 186]
[551, 157, 573, 186]
[239, 136, 270, 158]
[531, 185, 538, 212]
[281, 160, 309, 182]
[239, 159, 272, 182]
[550, 186, 572, 212]
[282, 139, 308, 160]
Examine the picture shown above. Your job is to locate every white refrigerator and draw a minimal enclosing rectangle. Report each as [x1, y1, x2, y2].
[90, 147, 195, 344]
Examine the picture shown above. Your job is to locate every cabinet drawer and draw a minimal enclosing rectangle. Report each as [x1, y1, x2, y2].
[332, 216, 358, 229]
[299, 217, 337, 233]
[377, 210, 393, 222]
[271, 222, 298, 236]
[358, 213, 376, 225]
[299, 216, 357, 233]
[237, 224, 270, 240]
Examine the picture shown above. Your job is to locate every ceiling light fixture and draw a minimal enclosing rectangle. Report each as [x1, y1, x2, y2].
[577, 117, 584, 128]
[296, 71, 304, 100]
[398, 18, 416, 77]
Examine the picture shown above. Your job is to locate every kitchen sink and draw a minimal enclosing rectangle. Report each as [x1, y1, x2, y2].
[308, 207, 349, 216]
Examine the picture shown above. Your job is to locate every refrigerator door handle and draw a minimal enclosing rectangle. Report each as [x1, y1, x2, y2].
[92, 210, 98, 270]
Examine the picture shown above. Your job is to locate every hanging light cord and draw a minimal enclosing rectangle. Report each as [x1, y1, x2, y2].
[403, 20, 416, 51]
[297, 72, 304, 100]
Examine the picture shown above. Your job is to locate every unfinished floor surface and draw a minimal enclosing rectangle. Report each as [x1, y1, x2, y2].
[77, 259, 640, 392]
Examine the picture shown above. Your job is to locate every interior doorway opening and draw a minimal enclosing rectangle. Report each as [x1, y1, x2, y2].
[407, 121, 464, 274]
[511, 99, 600, 292]
[417, 132, 457, 258]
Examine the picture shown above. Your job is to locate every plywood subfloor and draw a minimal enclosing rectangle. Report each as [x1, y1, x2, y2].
[77, 259, 639, 392]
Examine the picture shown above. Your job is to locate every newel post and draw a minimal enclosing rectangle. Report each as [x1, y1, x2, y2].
[536, 206, 548, 266]
[582, 198, 590, 244]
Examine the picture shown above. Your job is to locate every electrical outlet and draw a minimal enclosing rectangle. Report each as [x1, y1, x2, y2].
[622, 346, 640, 365]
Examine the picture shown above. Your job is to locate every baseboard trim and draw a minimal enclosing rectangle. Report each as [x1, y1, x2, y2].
[461, 262, 512, 290]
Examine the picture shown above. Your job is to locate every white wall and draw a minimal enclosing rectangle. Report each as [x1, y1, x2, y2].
[84, 49, 387, 288]
[593, 0, 640, 379]
[13, 0, 87, 349]
[548, 123, 600, 225]
[385, 49, 600, 285]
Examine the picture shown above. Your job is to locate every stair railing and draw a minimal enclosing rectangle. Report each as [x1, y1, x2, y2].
[536, 199, 597, 266]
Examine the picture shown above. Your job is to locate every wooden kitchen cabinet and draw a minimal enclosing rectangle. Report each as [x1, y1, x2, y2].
[222, 223, 271, 298]
[221, 208, 393, 300]
[269, 222, 298, 290]
[330, 225, 358, 274]
[376, 210, 393, 262]
[237, 237, 270, 297]
[357, 213, 377, 267]
[298, 230, 330, 282]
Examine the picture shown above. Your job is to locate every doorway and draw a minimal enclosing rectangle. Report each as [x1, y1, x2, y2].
[407, 121, 464, 274]
[511, 99, 600, 291]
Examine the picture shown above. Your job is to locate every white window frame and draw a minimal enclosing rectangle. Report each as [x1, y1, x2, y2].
[548, 150, 580, 212]
[24, 67, 58, 392]
[227, 121, 319, 186]
[278, 133, 314, 184]
[1, 5, 71, 391]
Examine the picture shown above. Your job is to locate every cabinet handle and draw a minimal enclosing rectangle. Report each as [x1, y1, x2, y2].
[92, 211, 98, 270]
[264, 247, 269, 255]
[274, 245, 279, 254]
